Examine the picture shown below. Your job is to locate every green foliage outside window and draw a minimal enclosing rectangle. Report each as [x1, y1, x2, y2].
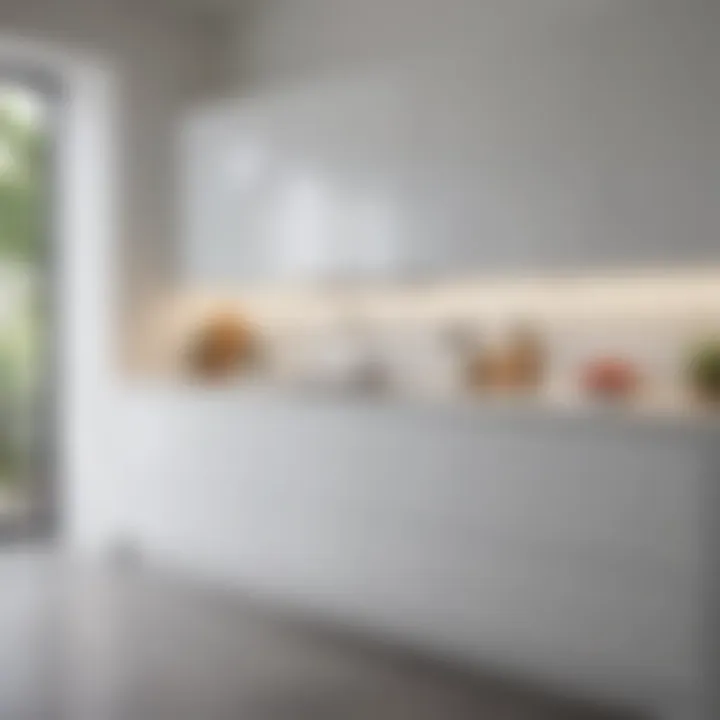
[0, 88, 46, 490]
[0, 95, 46, 262]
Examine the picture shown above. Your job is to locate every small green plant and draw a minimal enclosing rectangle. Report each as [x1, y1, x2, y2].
[688, 339, 720, 401]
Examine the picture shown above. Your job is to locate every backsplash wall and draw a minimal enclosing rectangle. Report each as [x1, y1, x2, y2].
[134, 269, 720, 408]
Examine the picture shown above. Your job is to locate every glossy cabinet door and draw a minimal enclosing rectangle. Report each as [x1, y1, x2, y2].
[181, 108, 269, 285]
[180, 75, 407, 287]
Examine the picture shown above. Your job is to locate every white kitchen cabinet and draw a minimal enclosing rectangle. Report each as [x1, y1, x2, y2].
[112, 391, 716, 718]
[181, 108, 270, 285]
[180, 47, 720, 286]
[179, 74, 408, 287]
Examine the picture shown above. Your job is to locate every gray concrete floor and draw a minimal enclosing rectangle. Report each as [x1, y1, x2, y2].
[0, 549, 641, 720]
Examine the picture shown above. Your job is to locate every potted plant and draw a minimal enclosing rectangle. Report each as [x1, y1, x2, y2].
[688, 339, 720, 403]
